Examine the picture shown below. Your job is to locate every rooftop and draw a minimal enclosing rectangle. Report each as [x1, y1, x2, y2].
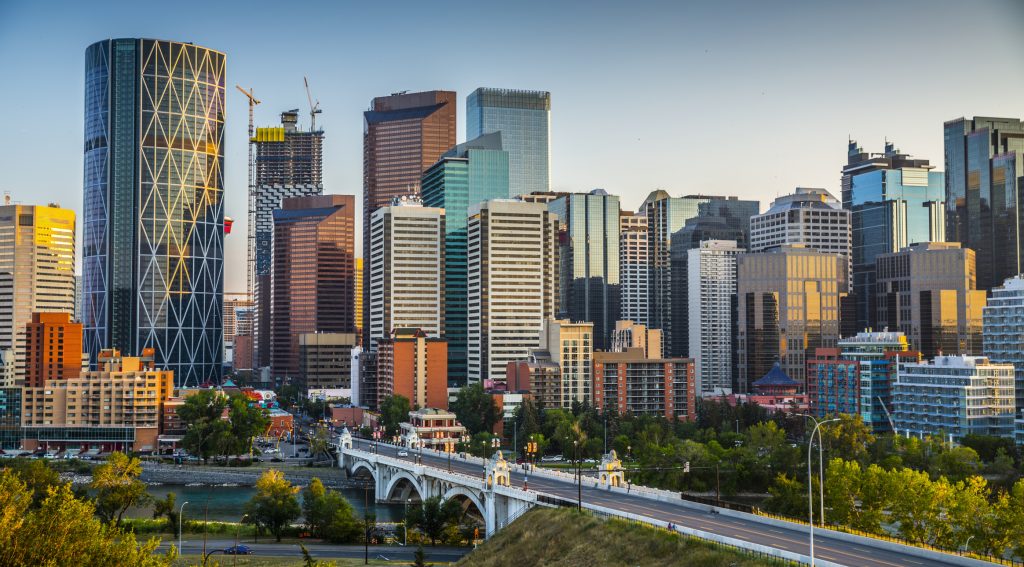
[753, 362, 799, 387]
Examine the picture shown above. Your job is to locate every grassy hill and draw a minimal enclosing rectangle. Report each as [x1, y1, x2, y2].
[454, 508, 785, 567]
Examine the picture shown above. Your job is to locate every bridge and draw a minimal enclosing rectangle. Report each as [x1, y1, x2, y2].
[337, 432, 996, 567]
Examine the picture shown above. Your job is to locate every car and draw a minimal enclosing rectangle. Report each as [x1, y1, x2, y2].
[224, 545, 253, 555]
[397, 450, 409, 457]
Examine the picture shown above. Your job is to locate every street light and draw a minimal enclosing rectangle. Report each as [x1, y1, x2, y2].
[178, 500, 189, 554]
[404, 498, 411, 546]
[806, 416, 839, 566]
[573, 440, 581, 511]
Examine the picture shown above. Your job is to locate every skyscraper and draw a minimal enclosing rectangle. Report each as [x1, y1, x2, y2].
[944, 117, 1024, 292]
[363, 91, 457, 347]
[271, 195, 356, 380]
[466, 88, 550, 196]
[421, 132, 509, 385]
[619, 211, 650, 327]
[0, 202, 76, 378]
[544, 319, 594, 407]
[82, 39, 225, 386]
[750, 188, 851, 280]
[467, 200, 559, 385]
[687, 240, 743, 395]
[842, 140, 945, 333]
[368, 197, 445, 353]
[549, 190, 621, 350]
[252, 109, 324, 369]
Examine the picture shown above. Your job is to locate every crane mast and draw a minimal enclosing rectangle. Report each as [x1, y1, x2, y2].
[235, 85, 261, 369]
[304, 76, 321, 131]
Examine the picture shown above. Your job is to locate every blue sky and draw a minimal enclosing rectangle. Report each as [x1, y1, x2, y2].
[1, 0, 1022, 292]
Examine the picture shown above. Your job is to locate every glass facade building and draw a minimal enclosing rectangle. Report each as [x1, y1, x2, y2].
[466, 88, 550, 197]
[841, 140, 944, 333]
[549, 190, 621, 351]
[82, 39, 226, 386]
[944, 116, 1024, 292]
[0, 387, 21, 449]
[983, 275, 1024, 414]
[421, 133, 509, 385]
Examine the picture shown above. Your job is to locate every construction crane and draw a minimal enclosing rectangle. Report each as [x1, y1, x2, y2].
[236, 85, 261, 370]
[304, 76, 322, 132]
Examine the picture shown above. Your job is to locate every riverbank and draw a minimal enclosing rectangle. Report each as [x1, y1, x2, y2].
[140, 461, 355, 489]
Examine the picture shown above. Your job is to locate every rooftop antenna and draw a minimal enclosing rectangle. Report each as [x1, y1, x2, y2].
[304, 77, 322, 131]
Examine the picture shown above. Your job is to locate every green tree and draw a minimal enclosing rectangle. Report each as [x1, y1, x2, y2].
[245, 469, 301, 542]
[819, 413, 874, 464]
[308, 425, 333, 462]
[411, 544, 427, 567]
[380, 395, 412, 436]
[407, 496, 462, 546]
[302, 478, 361, 543]
[178, 389, 230, 464]
[764, 473, 807, 517]
[888, 467, 947, 545]
[227, 393, 271, 459]
[151, 492, 179, 531]
[299, 543, 338, 567]
[91, 451, 149, 526]
[931, 445, 981, 482]
[449, 384, 500, 435]
[0, 458, 64, 508]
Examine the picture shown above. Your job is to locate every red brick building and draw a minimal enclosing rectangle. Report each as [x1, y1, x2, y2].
[376, 329, 448, 409]
[24, 312, 82, 388]
[592, 348, 696, 421]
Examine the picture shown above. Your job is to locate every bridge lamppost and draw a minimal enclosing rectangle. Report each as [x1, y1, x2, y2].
[806, 416, 838, 567]
[573, 440, 581, 511]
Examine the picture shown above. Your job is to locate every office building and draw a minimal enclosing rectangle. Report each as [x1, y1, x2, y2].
[467, 200, 559, 385]
[223, 292, 252, 369]
[421, 132, 509, 384]
[21, 348, 175, 453]
[24, 312, 83, 389]
[619, 211, 650, 326]
[609, 320, 662, 359]
[841, 140, 945, 332]
[0, 351, 14, 388]
[376, 328, 448, 410]
[298, 332, 357, 392]
[750, 187, 851, 279]
[593, 349, 695, 421]
[875, 242, 986, 358]
[82, 39, 225, 386]
[466, 88, 550, 196]
[737, 245, 847, 392]
[0, 202, 76, 377]
[505, 351, 562, 408]
[549, 190, 621, 350]
[944, 117, 1024, 292]
[354, 258, 364, 340]
[368, 197, 445, 352]
[0, 386, 21, 449]
[687, 240, 743, 395]
[893, 355, 1015, 440]
[271, 195, 356, 380]
[983, 275, 1024, 413]
[806, 348, 858, 418]
[831, 331, 918, 432]
[543, 319, 594, 406]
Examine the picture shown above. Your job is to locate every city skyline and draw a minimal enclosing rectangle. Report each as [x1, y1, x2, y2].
[2, 1, 1022, 293]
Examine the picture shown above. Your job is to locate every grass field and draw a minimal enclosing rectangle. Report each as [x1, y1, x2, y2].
[172, 555, 441, 566]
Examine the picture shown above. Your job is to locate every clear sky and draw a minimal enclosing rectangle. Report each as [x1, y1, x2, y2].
[1, 0, 1022, 293]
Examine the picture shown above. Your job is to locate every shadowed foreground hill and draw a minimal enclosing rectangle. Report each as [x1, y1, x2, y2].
[455, 508, 782, 567]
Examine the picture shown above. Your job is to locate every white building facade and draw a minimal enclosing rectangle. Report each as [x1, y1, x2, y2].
[619, 211, 649, 327]
[983, 275, 1024, 416]
[749, 187, 851, 280]
[687, 240, 743, 395]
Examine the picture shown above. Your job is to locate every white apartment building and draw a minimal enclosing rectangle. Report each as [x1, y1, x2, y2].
[544, 318, 594, 406]
[619, 211, 649, 326]
[893, 355, 1016, 440]
[467, 200, 558, 384]
[983, 275, 1024, 415]
[368, 196, 445, 353]
[749, 187, 851, 279]
[687, 240, 743, 395]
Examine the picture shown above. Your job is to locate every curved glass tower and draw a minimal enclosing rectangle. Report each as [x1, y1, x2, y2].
[82, 38, 226, 386]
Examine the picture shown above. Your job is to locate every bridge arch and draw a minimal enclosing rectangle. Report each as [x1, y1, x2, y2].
[385, 471, 424, 502]
[442, 486, 486, 518]
[350, 460, 377, 483]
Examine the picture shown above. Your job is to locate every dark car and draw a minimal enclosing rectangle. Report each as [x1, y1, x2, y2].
[224, 545, 253, 555]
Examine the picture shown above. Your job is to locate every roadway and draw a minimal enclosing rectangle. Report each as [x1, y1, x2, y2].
[351, 439, 983, 567]
[160, 539, 470, 563]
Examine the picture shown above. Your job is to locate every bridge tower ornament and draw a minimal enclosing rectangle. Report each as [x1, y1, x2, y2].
[339, 428, 353, 450]
[486, 451, 511, 488]
[598, 449, 624, 487]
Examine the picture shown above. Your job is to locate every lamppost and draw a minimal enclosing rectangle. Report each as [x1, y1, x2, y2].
[404, 498, 411, 546]
[234, 513, 249, 566]
[806, 417, 839, 566]
[573, 439, 581, 511]
[178, 500, 190, 554]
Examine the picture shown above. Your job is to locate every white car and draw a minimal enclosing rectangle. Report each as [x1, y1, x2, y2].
[397, 450, 409, 457]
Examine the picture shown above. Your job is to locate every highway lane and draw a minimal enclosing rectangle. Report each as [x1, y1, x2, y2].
[160, 539, 469, 562]
[351, 439, 974, 567]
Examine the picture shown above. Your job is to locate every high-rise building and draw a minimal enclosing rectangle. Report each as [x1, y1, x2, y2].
[983, 275, 1024, 414]
[421, 132, 509, 384]
[593, 348, 695, 421]
[24, 312, 83, 389]
[893, 355, 1015, 440]
[368, 197, 445, 353]
[298, 332, 357, 392]
[619, 211, 650, 326]
[354, 258, 364, 341]
[0, 387, 21, 449]
[875, 242, 986, 359]
[737, 245, 847, 392]
[466, 88, 550, 197]
[467, 200, 559, 385]
[609, 320, 662, 359]
[944, 117, 1024, 292]
[363, 91, 457, 346]
[549, 190, 621, 350]
[0, 202, 76, 377]
[506, 351, 562, 409]
[376, 328, 448, 410]
[82, 39, 225, 386]
[543, 319, 594, 407]
[687, 240, 743, 395]
[750, 188, 851, 280]
[841, 140, 945, 332]
[222, 292, 251, 369]
[644, 191, 757, 356]
[271, 195, 356, 380]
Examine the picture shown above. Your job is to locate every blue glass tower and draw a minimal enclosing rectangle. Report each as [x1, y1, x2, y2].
[466, 88, 549, 197]
[421, 133, 509, 386]
[82, 39, 226, 386]
[841, 140, 945, 333]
